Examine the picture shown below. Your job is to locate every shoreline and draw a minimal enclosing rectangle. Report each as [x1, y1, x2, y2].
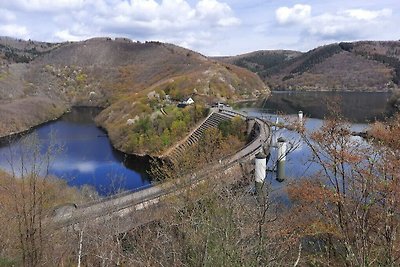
[0, 105, 162, 162]
[0, 112, 68, 146]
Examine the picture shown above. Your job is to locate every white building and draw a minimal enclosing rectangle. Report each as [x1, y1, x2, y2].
[183, 97, 194, 105]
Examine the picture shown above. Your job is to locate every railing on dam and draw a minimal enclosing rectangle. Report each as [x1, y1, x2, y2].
[52, 108, 271, 229]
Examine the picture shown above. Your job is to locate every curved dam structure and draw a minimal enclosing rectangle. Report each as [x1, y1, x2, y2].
[51, 108, 271, 233]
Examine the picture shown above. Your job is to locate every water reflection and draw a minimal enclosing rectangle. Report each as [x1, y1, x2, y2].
[241, 93, 377, 203]
[241, 91, 388, 182]
[0, 107, 151, 195]
[240, 91, 394, 122]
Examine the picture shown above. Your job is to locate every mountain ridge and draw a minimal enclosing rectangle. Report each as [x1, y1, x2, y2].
[0, 37, 268, 155]
[217, 40, 400, 92]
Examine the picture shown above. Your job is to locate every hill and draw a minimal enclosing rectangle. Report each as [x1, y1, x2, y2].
[215, 50, 302, 77]
[218, 41, 400, 91]
[0, 37, 268, 155]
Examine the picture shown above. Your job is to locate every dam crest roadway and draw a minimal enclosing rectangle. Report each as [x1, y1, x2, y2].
[51, 107, 272, 233]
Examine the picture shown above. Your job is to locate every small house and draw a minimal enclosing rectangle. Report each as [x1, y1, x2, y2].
[177, 97, 195, 108]
[183, 97, 194, 105]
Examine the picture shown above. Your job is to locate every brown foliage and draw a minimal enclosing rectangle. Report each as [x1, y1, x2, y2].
[288, 113, 400, 266]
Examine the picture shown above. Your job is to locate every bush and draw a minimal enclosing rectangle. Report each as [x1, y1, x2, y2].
[218, 116, 246, 141]
[127, 105, 208, 153]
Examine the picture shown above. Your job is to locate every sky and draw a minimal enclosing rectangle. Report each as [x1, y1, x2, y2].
[0, 0, 399, 56]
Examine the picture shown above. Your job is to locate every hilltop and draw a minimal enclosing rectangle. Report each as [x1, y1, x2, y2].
[218, 41, 400, 91]
[0, 37, 268, 154]
[214, 50, 302, 77]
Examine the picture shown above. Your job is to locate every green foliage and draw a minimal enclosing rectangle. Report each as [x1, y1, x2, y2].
[218, 116, 247, 141]
[171, 120, 187, 137]
[136, 116, 152, 134]
[126, 105, 209, 153]
[0, 71, 9, 81]
[163, 77, 191, 100]
[136, 102, 152, 114]
[161, 128, 171, 146]
[76, 72, 87, 83]
[0, 258, 17, 267]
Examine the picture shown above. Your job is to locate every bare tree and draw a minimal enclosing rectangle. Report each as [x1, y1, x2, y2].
[288, 112, 400, 266]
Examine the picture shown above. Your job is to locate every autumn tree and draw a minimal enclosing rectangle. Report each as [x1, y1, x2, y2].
[288, 112, 400, 266]
[0, 132, 86, 266]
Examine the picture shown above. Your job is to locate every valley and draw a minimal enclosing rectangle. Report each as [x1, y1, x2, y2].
[0, 37, 268, 156]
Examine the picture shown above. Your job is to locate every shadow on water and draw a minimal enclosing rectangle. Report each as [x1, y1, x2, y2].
[0, 107, 151, 195]
[239, 91, 394, 123]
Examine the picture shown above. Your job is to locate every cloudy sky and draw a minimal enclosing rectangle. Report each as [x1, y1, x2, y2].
[0, 0, 399, 56]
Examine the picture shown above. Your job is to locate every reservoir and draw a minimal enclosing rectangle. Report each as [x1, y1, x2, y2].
[0, 107, 151, 195]
[241, 91, 394, 122]
[239, 91, 394, 199]
[0, 92, 394, 196]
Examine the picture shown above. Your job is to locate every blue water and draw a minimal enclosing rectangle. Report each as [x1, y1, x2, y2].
[238, 91, 389, 202]
[243, 111, 370, 204]
[240, 91, 391, 183]
[0, 107, 151, 195]
[0, 92, 390, 197]
[250, 113, 367, 180]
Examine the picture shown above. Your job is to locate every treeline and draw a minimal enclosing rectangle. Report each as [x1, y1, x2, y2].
[234, 53, 289, 74]
[290, 44, 342, 74]
[1, 44, 32, 63]
[0, 44, 39, 63]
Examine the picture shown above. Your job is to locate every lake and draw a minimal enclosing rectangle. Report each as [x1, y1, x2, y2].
[0, 107, 151, 195]
[239, 91, 394, 201]
[239, 91, 394, 122]
[0, 92, 394, 196]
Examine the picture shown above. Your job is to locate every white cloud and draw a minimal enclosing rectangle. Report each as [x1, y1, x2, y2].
[342, 8, 392, 21]
[196, 0, 240, 26]
[11, 0, 239, 52]
[0, 24, 28, 38]
[97, 0, 239, 32]
[59, 0, 241, 51]
[275, 4, 393, 40]
[1, 0, 398, 55]
[0, 8, 16, 21]
[309, 8, 392, 39]
[217, 17, 241, 27]
[168, 31, 213, 50]
[53, 161, 99, 173]
[9, 0, 85, 12]
[276, 4, 311, 25]
[54, 29, 85, 41]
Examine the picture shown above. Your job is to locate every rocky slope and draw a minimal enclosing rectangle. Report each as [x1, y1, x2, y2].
[218, 41, 400, 91]
[0, 37, 268, 154]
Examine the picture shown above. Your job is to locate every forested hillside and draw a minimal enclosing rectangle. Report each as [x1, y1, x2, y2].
[219, 41, 400, 91]
[0, 37, 268, 155]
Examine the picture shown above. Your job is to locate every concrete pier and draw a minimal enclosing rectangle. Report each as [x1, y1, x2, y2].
[276, 137, 287, 182]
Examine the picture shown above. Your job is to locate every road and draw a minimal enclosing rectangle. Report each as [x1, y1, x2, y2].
[52, 108, 271, 231]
